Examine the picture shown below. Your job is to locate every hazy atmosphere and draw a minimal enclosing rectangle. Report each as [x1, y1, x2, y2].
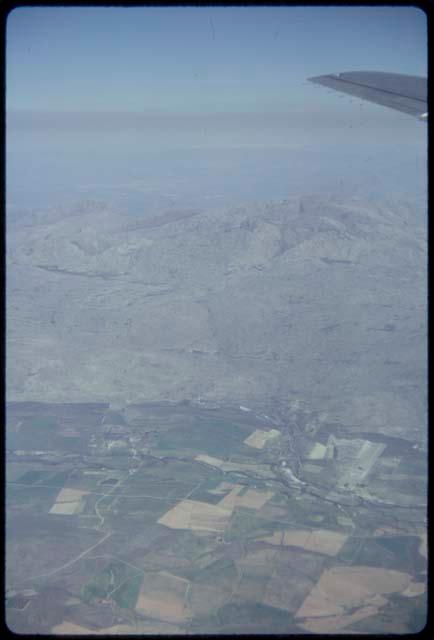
[6, 6, 427, 635]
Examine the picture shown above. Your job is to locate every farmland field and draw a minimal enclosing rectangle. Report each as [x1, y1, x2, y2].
[6, 401, 427, 634]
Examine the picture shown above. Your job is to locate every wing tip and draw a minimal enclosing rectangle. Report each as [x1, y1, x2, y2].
[308, 73, 340, 84]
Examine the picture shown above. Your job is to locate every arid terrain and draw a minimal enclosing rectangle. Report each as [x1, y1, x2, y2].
[7, 195, 427, 443]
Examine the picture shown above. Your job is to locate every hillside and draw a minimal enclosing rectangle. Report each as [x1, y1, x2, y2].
[7, 194, 427, 442]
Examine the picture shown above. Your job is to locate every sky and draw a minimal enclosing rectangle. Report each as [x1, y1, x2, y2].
[7, 6, 427, 114]
[6, 6, 428, 213]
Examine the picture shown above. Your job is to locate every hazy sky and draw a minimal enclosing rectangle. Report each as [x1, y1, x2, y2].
[6, 6, 427, 212]
[7, 6, 426, 115]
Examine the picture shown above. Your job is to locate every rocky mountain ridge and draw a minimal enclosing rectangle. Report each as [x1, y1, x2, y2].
[7, 194, 427, 443]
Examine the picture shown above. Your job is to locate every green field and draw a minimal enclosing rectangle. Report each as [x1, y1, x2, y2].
[375, 535, 426, 574]
[112, 573, 142, 609]
[6, 402, 427, 634]
[155, 418, 248, 457]
[28, 417, 58, 429]
[194, 556, 238, 588]
[17, 470, 52, 485]
[214, 601, 293, 633]
[159, 530, 216, 562]
[81, 560, 142, 609]
[114, 495, 171, 523]
[42, 470, 72, 487]
[7, 483, 60, 510]
[7, 416, 60, 450]
[225, 507, 283, 542]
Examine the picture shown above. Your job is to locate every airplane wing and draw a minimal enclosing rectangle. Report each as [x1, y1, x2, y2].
[308, 71, 427, 120]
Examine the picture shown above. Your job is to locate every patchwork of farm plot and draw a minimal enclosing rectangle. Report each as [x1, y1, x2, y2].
[6, 402, 427, 634]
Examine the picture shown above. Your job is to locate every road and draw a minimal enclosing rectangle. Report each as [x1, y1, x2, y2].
[20, 531, 112, 584]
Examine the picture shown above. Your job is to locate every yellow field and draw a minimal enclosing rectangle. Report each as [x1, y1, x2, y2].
[52, 620, 183, 635]
[51, 622, 141, 635]
[207, 481, 237, 495]
[259, 528, 347, 556]
[222, 460, 269, 473]
[158, 499, 231, 532]
[307, 442, 327, 460]
[54, 488, 89, 501]
[218, 486, 274, 511]
[49, 502, 81, 515]
[49, 488, 89, 515]
[378, 456, 401, 468]
[189, 583, 229, 616]
[299, 604, 381, 633]
[419, 532, 427, 559]
[195, 454, 225, 468]
[402, 581, 426, 597]
[159, 483, 273, 534]
[215, 484, 241, 507]
[244, 428, 281, 449]
[196, 455, 271, 476]
[135, 571, 191, 623]
[51, 622, 96, 635]
[259, 531, 284, 545]
[295, 565, 413, 619]
[374, 525, 408, 536]
[237, 547, 278, 569]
